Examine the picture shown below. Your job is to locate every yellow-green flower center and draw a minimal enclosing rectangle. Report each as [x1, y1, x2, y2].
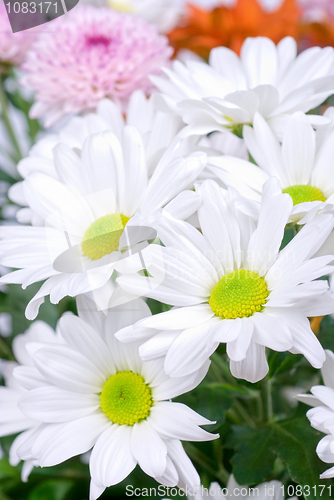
[100, 371, 153, 425]
[209, 269, 269, 319]
[282, 185, 326, 206]
[107, 0, 135, 13]
[82, 214, 130, 261]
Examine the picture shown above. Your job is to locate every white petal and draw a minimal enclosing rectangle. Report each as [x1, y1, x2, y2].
[80, 132, 123, 206]
[139, 330, 181, 361]
[320, 466, 334, 479]
[104, 298, 151, 336]
[150, 402, 218, 442]
[90, 425, 136, 487]
[166, 440, 201, 490]
[241, 37, 278, 87]
[251, 310, 293, 351]
[311, 386, 334, 412]
[21, 460, 35, 482]
[14, 366, 47, 391]
[120, 126, 148, 215]
[230, 342, 269, 383]
[209, 46, 246, 89]
[226, 319, 253, 362]
[295, 394, 322, 407]
[136, 304, 214, 330]
[155, 455, 179, 487]
[58, 314, 115, 376]
[9, 428, 36, 466]
[316, 435, 334, 464]
[322, 350, 334, 390]
[38, 413, 110, 467]
[153, 360, 210, 401]
[140, 153, 207, 215]
[117, 274, 205, 307]
[196, 180, 240, 273]
[281, 114, 316, 185]
[253, 85, 279, 117]
[18, 386, 100, 422]
[164, 322, 218, 377]
[163, 190, 202, 221]
[131, 420, 167, 478]
[243, 113, 286, 182]
[90, 480, 105, 500]
[32, 345, 106, 393]
[246, 180, 292, 275]
[288, 312, 325, 368]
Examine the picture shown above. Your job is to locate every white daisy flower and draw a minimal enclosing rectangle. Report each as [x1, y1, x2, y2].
[10, 90, 240, 227]
[0, 321, 62, 481]
[296, 349, 334, 479]
[208, 112, 334, 224]
[115, 179, 334, 382]
[14, 295, 216, 500]
[0, 125, 207, 319]
[10, 91, 184, 225]
[152, 36, 334, 139]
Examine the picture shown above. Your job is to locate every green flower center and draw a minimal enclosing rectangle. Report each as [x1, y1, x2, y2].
[82, 214, 130, 261]
[100, 371, 153, 425]
[209, 269, 269, 319]
[108, 0, 135, 13]
[282, 185, 326, 206]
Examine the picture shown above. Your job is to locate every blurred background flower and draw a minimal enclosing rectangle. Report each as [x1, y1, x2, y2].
[0, 2, 37, 69]
[167, 0, 300, 58]
[21, 5, 173, 126]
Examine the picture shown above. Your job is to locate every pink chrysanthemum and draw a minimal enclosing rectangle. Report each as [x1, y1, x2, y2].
[21, 5, 173, 126]
[0, 3, 37, 66]
[299, 0, 334, 21]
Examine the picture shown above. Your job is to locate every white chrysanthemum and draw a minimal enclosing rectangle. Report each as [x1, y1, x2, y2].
[208, 112, 334, 224]
[152, 36, 334, 139]
[0, 321, 61, 481]
[297, 350, 334, 479]
[9, 90, 245, 225]
[14, 296, 216, 500]
[107, 0, 181, 33]
[9, 91, 184, 224]
[0, 125, 206, 319]
[115, 179, 334, 382]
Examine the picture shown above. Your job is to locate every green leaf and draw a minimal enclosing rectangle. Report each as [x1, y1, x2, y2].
[230, 418, 332, 499]
[318, 315, 334, 353]
[268, 351, 303, 378]
[230, 425, 276, 484]
[146, 298, 172, 315]
[28, 480, 73, 500]
[0, 459, 20, 481]
[280, 227, 295, 250]
[0, 171, 16, 184]
[3, 283, 60, 337]
[270, 418, 331, 500]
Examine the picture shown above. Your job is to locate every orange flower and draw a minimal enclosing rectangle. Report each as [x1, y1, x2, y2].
[168, 0, 301, 58]
[300, 20, 334, 48]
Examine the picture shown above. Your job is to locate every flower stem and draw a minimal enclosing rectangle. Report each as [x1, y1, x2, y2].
[184, 442, 229, 484]
[211, 353, 236, 384]
[233, 398, 257, 429]
[0, 336, 15, 360]
[0, 78, 23, 163]
[261, 376, 273, 423]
